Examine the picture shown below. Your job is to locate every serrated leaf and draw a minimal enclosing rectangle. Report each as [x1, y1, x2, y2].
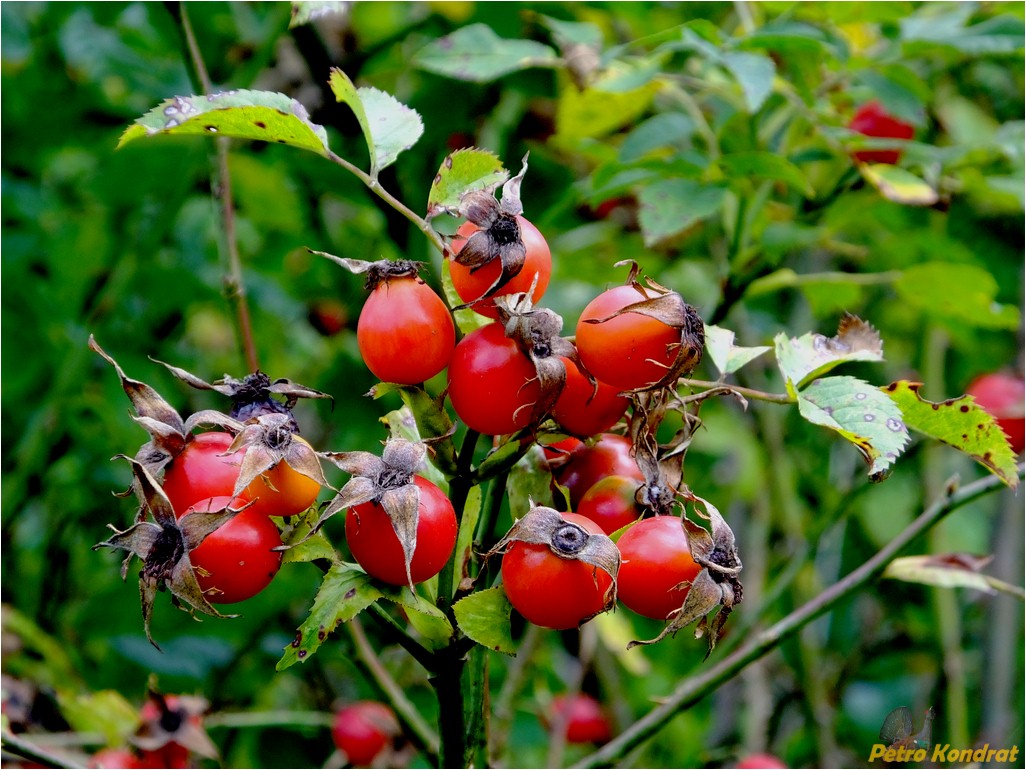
[775, 315, 884, 392]
[383, 587, 453, 645]
[884, 555, 1025, 598]
[453, 484, 482, 589]
[328, 69, 423, 174]
[427, 148, 508, 219]
[894, 262, 1021, 331]
[277, 564, 383, 670]
[882, 380, 1020, 487]
[289, 1, 348, 28]
[453, 587, 515, 655]
[279, 510, 338, 565]
[413, 23, 558, 83]
[797, 376, 909, 480]
[637, 179, 727, 247]
[118, 90, 329, 155]
[705, 324, 771, 376]
[859, 164, 938, 206]
[719, 152, 813, 197]
[57, 690, 139, 746]
[722, 52, 776, 113]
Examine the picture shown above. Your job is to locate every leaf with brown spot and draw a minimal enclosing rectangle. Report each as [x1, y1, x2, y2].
[882, 380, 1020, 488]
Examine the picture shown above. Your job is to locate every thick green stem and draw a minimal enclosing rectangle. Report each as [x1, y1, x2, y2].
[431, 645, 468, 769]
[573, 469, 1021, 768]
[366, 603, 435, 672]
[437, 429, 482, 611]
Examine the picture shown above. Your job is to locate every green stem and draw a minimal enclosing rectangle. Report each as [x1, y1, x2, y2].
[204, 711, 334, 729]
[469, 468, 511, 585]
[366, 603, 435, 672]
[490, 623, 542, 764]
[573, 469, 1021, 768]
[326, 150, 448, 257]
[175, 3, 258, 371]
[431, 645, 467, 769]
[679, 378, 795, 405]
[0, 731, 76, 769]
[463, 645, 490, 767]
[348, 618, 441, 761]
[437, 429, 481, 611]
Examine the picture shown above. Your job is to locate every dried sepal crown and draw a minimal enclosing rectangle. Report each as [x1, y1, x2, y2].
[93, 456, 246, 649]
[490, 284, 582, 432]
[310, 438, 428, 589]
[313, 251, 426, 291]
[226, 413, 328, 499]
[89, 336, 242, 484]
[490, 505, 621, 624]
[133, 690, 219, 759]
[156, 359, 332, 431]
[582, 260, 705, 392]
[451, 154, 532, 301]
[627, 495, 742, 656]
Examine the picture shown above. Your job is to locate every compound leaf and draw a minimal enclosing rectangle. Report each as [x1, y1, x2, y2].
[413, 24, 558, 82]
[705, 324, 772, 376]
[453, 587, 515, 655]
[427, 147, 508, 220]
[882, 380, 1020, 487]
[277, 563, 382, 670]
[797, 375, 909, 481]
[118, 90, 329, 155]
[775, 315, 884, 393]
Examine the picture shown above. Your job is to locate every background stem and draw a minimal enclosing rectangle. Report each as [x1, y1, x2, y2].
[573, 469, 1021, 768]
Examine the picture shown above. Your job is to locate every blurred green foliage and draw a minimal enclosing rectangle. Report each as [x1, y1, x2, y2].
[2, 2, 1023, 768]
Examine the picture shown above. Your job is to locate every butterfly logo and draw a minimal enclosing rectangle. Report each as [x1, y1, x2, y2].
[879, 706, 935, 750]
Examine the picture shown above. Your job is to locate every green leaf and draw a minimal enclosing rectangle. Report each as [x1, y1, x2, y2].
[383, 587, 453, 645]
[901, 9, 1025, 55]
[371, 384, 460, 478]
[57, 690, 139, 746]
[619, 113, 695, 163]
[555, 80, 661, 143]
[882, 380, 1020, 488]
[440, 260, 491, 336]
[328, 69, 423, 175]
[277, 564, 383, 670]
[279, 510, 338, 565]
[537, 14, 603, 49]
[722, 52, 776, 113]
[719, 151, 812, 196]
[637, 179, 726, 247]
[453, 587, 515, 655]
[413, 23, 558, 83]
[774, 315, 884, 393]
[894, 262, 1021, 331]
[884, 555, 1025, 599]
[704, 324, 771, 376]
[453, 484, 483, 592]
[382, 404, 449, 490]
[289, 1, 348, 28]
[856, 68, 927, 126]
[797, 376, 910, 481]
[426, 147, 508, 219]
[118, 89, 329, 155]
[506, 444, 554, 515]
[859, 164, 938, 206]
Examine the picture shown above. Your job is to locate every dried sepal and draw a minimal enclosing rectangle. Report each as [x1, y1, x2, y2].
[226, 413, 328, 500]
[451, 154, 532, 301]
[133, 690, 219, 759]
[489, 505, 620, 622]
[490, 285, 583, 431]
[582, 260, 705, 393]
[305, 438, 427, 588]
[156, 360, 331, 430]
[628, 495, 742, 656]
[314, 251, 427, 292]
[93, 457, 244, 649]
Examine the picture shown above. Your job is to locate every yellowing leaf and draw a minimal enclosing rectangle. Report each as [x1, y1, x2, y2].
[775, 314, 884, 393]
[860, 163, 939, 206]
[882, 380, 1020, 487]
